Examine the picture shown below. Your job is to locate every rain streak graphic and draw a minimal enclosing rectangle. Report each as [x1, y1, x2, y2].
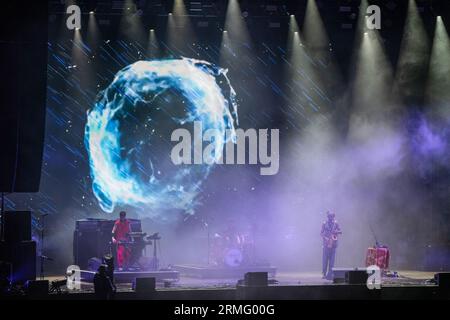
[84, 58, 239, 216]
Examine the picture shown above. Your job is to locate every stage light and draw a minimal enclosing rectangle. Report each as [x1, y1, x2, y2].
[119, 0, 146, 42]
[426, 15, 450, 112]
[70, 14, 97, 92]
[222, 0, 251, 44]
[147, 27, 160, 58]
[351, 0, 395, 120]
[303, 0, 330, 57]
[289, 12, 299, 35]
[219, 27, 231, 67]
[87, 7, 100, 48]
[166, 0, 196, 54]
[394, 0, 430, 103]
[220, 0, 252, 66]
[285, 15, 319, 123]
[304, 0, 331, 49]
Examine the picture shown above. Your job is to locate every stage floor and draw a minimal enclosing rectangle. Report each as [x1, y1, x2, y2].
[45, 270, 437, 293]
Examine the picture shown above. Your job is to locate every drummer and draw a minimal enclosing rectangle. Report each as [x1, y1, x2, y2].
[223, 218, 243, 246]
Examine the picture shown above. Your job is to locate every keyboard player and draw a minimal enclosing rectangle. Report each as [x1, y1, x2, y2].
[111, 211, 132, 271]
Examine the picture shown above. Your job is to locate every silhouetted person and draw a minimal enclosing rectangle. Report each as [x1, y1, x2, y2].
[93, 265, 115, 300]
[103, 254, 115, 285]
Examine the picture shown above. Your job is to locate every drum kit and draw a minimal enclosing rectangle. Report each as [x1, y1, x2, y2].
[210, 232, 256, 268]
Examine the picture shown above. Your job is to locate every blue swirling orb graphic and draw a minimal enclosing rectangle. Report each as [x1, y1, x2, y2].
[85, 58, 238, 216]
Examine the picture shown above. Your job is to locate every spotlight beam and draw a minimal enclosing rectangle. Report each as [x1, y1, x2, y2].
[350, 0, 396, 121]
[302, 0, 342, 94]
[166, 0, 197, 55]
[394, 0, 430, 104]
[426, 16, 450, 115]
[220, 0, 252, 68]
[119, 0, 146, 43]
[147, 29, 161, 59]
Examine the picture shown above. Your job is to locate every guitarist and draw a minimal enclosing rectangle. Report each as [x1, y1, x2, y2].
[320, 211, 342, 279]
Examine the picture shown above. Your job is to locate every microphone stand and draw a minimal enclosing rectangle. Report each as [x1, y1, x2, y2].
[39, 213, 49, 280]
[0, 192, 4, 241]
[369, 224, 380, 248]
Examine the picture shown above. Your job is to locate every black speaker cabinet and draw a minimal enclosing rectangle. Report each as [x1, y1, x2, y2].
[0, 241, 36, 283]
[133, 277, 156, 294]
[346, 270, 368, 284]
[0, 3, 48, 193]
[244, 272, 268, 287]
[435, 273, 450, 288]
[4, 211, 31, 243]
[26, 280, 49, 296]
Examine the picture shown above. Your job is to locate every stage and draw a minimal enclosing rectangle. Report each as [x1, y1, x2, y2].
[171, 264, 277, 279]
[1, 0, 450, 307]
[23, 270, 447, 300]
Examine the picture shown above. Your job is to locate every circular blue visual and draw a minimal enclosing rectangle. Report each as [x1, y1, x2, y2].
[85, 58, 239, 216]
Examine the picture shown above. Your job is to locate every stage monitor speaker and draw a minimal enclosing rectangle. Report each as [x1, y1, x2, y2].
[345, 270, 368, 285]
[0, 2, 48, 193]
[244, 272, 268, 287]
[434, 273, 450, 288]
[333, 268, 367, 283]
[133, 277, 156, 294]
[3, 211, 31, 243]
[333, 268, 353, 283]
[26, 280, 49, 296]
[0, 241, 36, 283]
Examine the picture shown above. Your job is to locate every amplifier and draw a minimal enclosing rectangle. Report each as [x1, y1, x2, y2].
[73, 219, 142, 269]
[133, 277, 156, 294]
[346, 270, 368, 284]
[26, 280, 49, 296]
[244, 272, 268, 287]
[333, 268, 367, 284]
[333, 268, 352, 283]
[435, 273, 450, 288]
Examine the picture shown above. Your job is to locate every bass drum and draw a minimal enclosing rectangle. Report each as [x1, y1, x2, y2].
[223, 248, 243, 267]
